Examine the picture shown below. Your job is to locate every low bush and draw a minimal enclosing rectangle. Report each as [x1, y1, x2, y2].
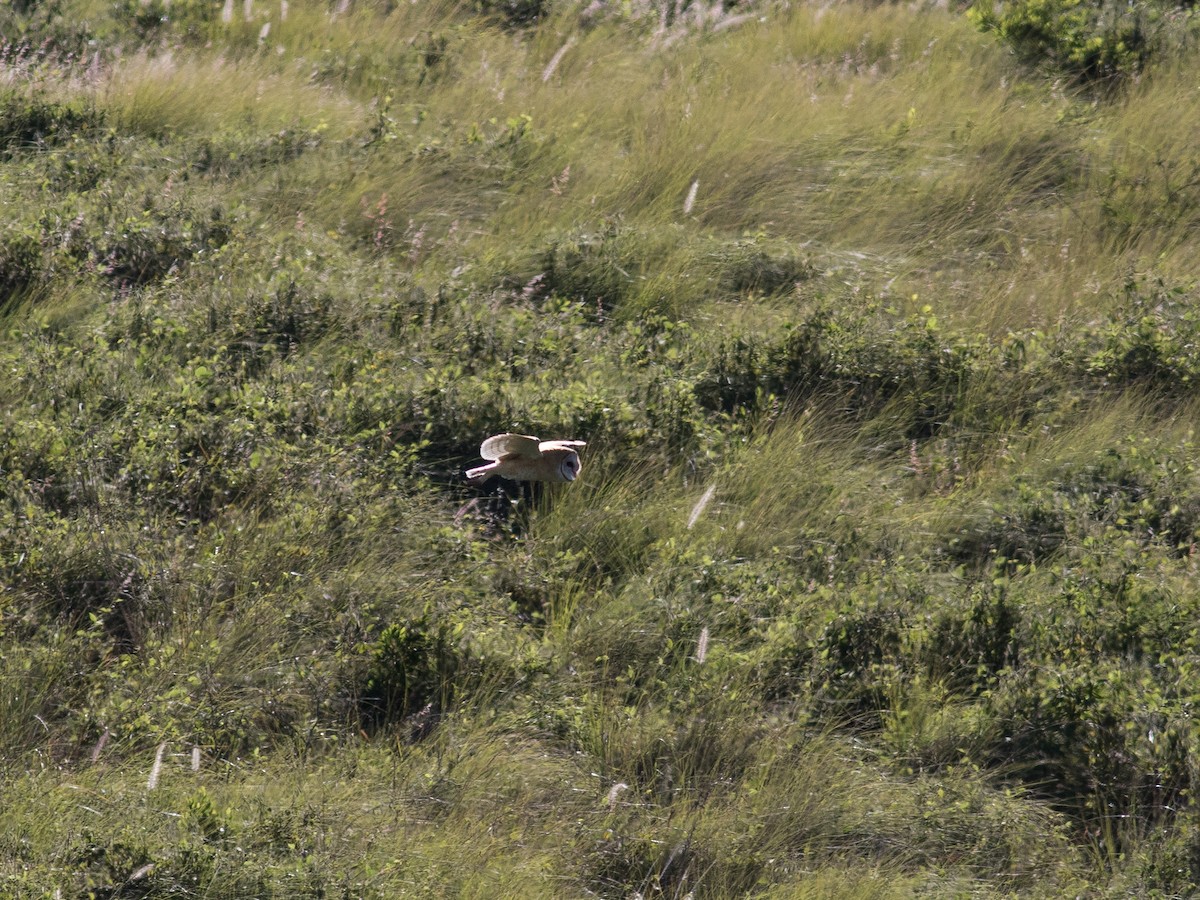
[969, 0, 1197, 83]
[0, 226, 43, 307]
[359, 619, 475, 735]
[0, 94, 101, 157]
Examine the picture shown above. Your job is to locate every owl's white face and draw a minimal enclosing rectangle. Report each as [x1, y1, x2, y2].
[558, 452, 581, 482]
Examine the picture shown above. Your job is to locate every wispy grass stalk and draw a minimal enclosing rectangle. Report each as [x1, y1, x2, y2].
[147, 742, 167, 791]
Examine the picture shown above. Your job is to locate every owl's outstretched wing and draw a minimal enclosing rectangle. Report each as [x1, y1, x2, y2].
[480, 433, 543, 461]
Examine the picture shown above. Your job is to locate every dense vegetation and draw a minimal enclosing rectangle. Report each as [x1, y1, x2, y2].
[3, 0, 1200, 895]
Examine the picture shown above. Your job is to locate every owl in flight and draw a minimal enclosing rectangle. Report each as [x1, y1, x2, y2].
[466, 433, 586, 484]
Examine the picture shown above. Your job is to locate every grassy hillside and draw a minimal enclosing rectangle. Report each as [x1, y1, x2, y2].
[3, 0, 1200, 896]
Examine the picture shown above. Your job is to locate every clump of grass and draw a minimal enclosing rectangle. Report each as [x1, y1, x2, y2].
[95, 51, 364, 140]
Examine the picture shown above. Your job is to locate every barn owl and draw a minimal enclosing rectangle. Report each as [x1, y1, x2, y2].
[466, 433, 587, 484]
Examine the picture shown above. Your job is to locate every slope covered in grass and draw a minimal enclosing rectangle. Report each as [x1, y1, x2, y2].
[3, 0, 1200, 896]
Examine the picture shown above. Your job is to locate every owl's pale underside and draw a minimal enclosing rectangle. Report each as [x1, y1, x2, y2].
[466, 433, 586, 484]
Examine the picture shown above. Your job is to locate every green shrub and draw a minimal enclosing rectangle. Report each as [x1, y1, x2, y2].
[537, 221, 659, 319]
[0, 226, 43, 308]
[0, 94, 100, 157]
[970, 0, 1153, 82]
[518, 227, 812, 322]
[927, 581, 1020, 694]
[696, 304, 993, 440]
[360, 620, 472, 734]
[112, 0, 219, 41]
[810, 602, 909, 721]
[473, 0, 553, 27]
[6, 520, 156, 651]
[98, 204, 233, 286]
[190, 127, 324, 179]
[946, 484, 1069, 567]
[984, 661, 1189, 829]
[1065, 278, 1200, 393]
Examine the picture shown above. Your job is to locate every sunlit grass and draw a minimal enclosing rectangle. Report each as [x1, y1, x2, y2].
[61, 0, 1187, 330]
[92, 51, 362, 139]
[5, 0, 1200, 895]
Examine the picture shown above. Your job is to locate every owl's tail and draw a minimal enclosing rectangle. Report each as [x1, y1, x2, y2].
[465, 463, 497, 484]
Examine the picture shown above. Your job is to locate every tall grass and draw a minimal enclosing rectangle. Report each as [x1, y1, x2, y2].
[96, 52, 364, 138]
[6, 0, 1200, 895]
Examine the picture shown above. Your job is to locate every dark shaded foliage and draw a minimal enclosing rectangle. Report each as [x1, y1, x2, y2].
[360, 619, 470, 735]
[0, 95, 101, 157]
